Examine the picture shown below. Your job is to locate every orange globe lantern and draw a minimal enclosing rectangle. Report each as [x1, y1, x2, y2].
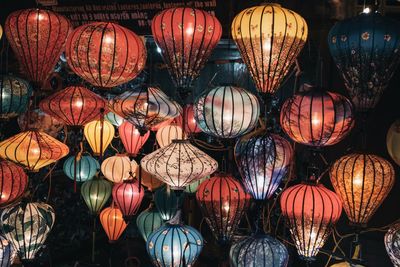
[0, 160, 28, 207]
[100, 206, 128, 242]
[118, 121, 149, 157]
[156, 124, 185, 148]
[66, 22, 146, 88]
[175, 104, 202, 134]
[83, 119, 115, 156]
[112, 180, 144, 219]
[101, 154, 138, 183]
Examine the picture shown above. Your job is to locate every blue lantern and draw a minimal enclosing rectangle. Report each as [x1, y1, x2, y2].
[63, 155, 100, 182]
[328, 12, 400, 111]
[0, 75, 31, 120]
[136, 202, 164, 241]
[154, 186, 185, 221]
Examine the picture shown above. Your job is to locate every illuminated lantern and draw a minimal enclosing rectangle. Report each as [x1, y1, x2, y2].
[0, 202, 55, 260]
[235, 132, 292, 200]
[0, 76, 31, 120]
[5, 9, 71, 86]
[196, 174, 250, 243]
[66, 22, 146, 88]
[63, 155, 100, 182]
[385, 222, 400, 266]
[280, 86, 354, 146]
[141, 140, 218, 190]
[229, 234, 289, 267]
[0, 235, 13, 267]
[18, 109, 63, 137]
[39, 86, 106, 126]
[109, 85, 180, 134]
[387, 120, 400, 166]
[280, 183, 342, 259]
[150, 118, 174, 131]
[0, 160, 28, 207]
[154, 186, 185, 221]
[151, 7, 222, 89]
[232, 4, 308, 94]
[0, 25, 2, 40]
[156, 124, 185, 148]
[83, 119, 115, 156]
[81, 177, 112, 214]
[101, 154, 138, 183]
[184, 175, 209, 194]
[328, 12, 400, 111]
[112, 180, 144, 219]
[0, 130, 69, 171]
[194, 85, 259, 138]
[118, 121, 149, 157]
[105, 112, 125, 127]
[175, 104, 202, 134]
[330, 153, 394, 226]
[137, 167, 164, 191]
[136, 202, 164, 241]
[100, 206, 128, 242]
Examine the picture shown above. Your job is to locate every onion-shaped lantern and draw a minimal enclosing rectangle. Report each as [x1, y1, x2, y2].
[136, 202, 164, 241]
[118, 121, 149, 157]
[0, 76, 31, 120]
[156, 124, 185, 148]
[185, 176, 209, 194]
[154, 186, 185, 221]
[0, 202, 55, 260]
[194, 85, 259, 138]
[231, 4, 308, 94]
[330, 153, 395, 226]
[176, 104, 202, 134]
[63, 155, 100, 182]
[141, 140, 218, 190]
[196, 174, 250, 243]
[109, 85, 180, 134]
[137, 167, 164, 191]
[105, 112, 125, 127]
[0, 130, 69, 171]
[229, 234, 289, 267]
[280, 86, 354, 147]
[39, 86, 106, 126]
[280, 183, 342, 259]
[112, 180, 144, 219]
[101, 154, 138, 183]
[18, 109, 63, 137]
[0, 160, 28, 207]
[328, 12, 400, 111]
[387, 120, 400, 166]
[235, 132, 293, 200]
[151, 7, 222, 89]
[5, 9, 71, 86]
[81, 177, 112, 214]
[385, 222, 400, 266]
[99, 206, 128, 242]
[83, 119, 115, 156]
[0, 235, 13, 267]
[66, 22, 146, 88]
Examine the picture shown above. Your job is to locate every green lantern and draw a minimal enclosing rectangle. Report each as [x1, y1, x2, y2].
[154, 186, 185, 221]
[136, 202, 164, 241]
[63, 155, 100, 182]
[81, 177, 112, 214]
[184, 175, 210, 194]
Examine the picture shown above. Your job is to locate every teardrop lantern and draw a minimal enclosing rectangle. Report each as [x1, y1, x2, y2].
[18, 109, 64, 137]
[101, 154, 138, 183]
[83, 119, 115, 156]
[100, 205, 128, 242]
[175, 104, 202, 134]
[112, 179, 144, 219]
[387, 120, 400, 166]
[81, 177, 112, 214]
[136, 202, 164, 241]
[0, 160, 28, 207]
[156, 124, 185, 148]
[154, 186, 185, 221]
[63, 155, 100, 182]
[385, 222, 400, 266]
[118, 121, 150, 157]
[0, 75, 31, 120]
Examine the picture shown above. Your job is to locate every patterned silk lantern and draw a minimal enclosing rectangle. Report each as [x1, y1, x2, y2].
[66, 22, 146, 88]
[101, 154, 138, 183]
[280, 183, 342, 259]
[387, 120, 400, 166]
[83, 119, 115, 156]
[105, 112, 125, 127]
[136, 202, 164, 241]
[118, 121, 149, 157]
[0, 235, 13, 267]
[5, 9, 71, 86]
[151, 7, 222, 89]
[81, 178, 112, 214]
[0, 76, 31, 120]
[39, 86, 106, 126]
[63, 155, 100, 182]
[18, 109, 64, 137]
[235, 131, 292, 200]
[175, 104, 202, 134]
[100, 206, 128, 242]
[0, 160, 28, 207]
[194, 85, 259, 138]
[154, 186, 185, 221]
[112, 180, 144, 219]
[156, 124, 185, 148]
[232, 4, 308, 94]
[328, 12, 400, 111]
[0, 130, 69, 171]
[330, 153, 395, 226]
[385, 222, 400, 266]
[280, 86, 354, 147]
[0, 202, 55, 260]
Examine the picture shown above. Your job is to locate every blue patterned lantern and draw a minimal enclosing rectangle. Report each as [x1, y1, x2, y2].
[63, 155, 100, 182]
[136, 202, 164, 241]
[154, 186, 185, 221]
[328, 12, 400, 111]
[0, 75, 31, 120]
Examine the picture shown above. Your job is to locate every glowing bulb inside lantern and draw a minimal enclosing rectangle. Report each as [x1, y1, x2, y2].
[74, 100, 83, 108]
[311, 112, 321, 126]
[363, 7, 371, 14]
[37, 13, 45, 21]
[185, 24, 194, 35]
[222, 202, 230, 213]
[31, 147, 40, 155]
[104, 36, 114, 44]
[263, 41, 272, 52]
[353, 172, 363, 187]
[91, 194, 99, 200]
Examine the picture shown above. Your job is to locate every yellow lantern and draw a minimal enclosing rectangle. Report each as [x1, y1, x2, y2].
[83, 119, 114, 156]
[231, 4, 308, 94]
[101, 154, 138, 183]
[156, 124, 185, 148]
[387, 120, 400, 166]
[0, 25, 3, 40]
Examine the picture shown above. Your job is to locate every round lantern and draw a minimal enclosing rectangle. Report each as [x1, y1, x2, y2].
[151, 7, 222, 89]
[63, 155, 100, 182]
[175, 104, 202, 134]
[0, 202, 55, 260]
[0, 160, 28, 207]
[229, 234, 289, 267]
[83, 119, 115, 156]
[0, 75, 31, 120]
[185, 176, 209, 194]
[0, 235, 13, 267]
[235, 132, 293, 200]
[385, 222, 400, 266]
[118, 121, 150, 157]
[101, 154, 138, 183]
[156, 124, 185, 148]
[154, 186, 185, 221]
[66, 22, 146, 88]
[99, 206, 128, 242]
[328, 12, 400, 111]
[0, 130, 69, 171]
[18, 109, 64, 137]
[194, 85, 259, 138]
[5, 9, 71, 86]
[330, 153, 395, 226]
[231, 3, 308, 94]
[109, 85, 180, 134]
[196, 174, 250, 243]
[112, 180, 144, 219]
[280, 86, 354, 147]
[387, 120, 400, 166]
[39, 86, 106, 126]
[81, 177, 112, 214]
[280, 183, 342, 259]
[141, 140, 218, 190]
[136, 202, 164, 241]
[105, 112, 125, 127]
[137, 167, 164, 191]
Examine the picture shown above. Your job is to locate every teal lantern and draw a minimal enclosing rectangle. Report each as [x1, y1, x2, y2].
[105, 112, 125, 127]
[63, 155, 100, 182]
[136, 202, 164, 241]
[184, 176, 209, 194]
[81, 177, 112, 214]
[0, 75, 31, 120]
[154, 186, 185, 221]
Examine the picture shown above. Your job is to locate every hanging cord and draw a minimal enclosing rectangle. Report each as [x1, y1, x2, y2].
[99, 108, 105, 162]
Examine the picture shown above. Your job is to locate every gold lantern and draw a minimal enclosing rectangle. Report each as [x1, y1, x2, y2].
[387, 120, 400, 166]
[83, 119, 114, 156]
[156, 124, 185, 148]
[101, 154, 138, 183]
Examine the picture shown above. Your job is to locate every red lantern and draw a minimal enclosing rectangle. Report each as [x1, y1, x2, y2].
[40, 86, 106, 126]
[99, 205, 128, 242]
[112, 180, 144, 219]
[175, 104, 202, 134]
[0, 160, 28, 207]
[66, 22, 146, 88]
[152, 7, 222, 89]
[5, 9, 71, 86]
[118, 121, 149, 157]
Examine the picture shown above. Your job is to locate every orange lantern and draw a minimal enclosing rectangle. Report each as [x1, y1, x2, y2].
[83, 119, 114, 156]
[175, 104, 202, 134]
[101, 154, 138, 183]
[156, 124, 185, 148]
[0, 160, 28, 207]
[100, 205, 128, 242]
[150, 118, 174, 131]
[118, 121, 149, 157]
